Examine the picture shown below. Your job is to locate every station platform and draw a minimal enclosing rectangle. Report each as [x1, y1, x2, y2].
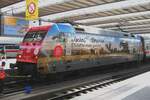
[71, 71, 150, 100]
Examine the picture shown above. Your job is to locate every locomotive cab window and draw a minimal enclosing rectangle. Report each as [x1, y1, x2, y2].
[23, 31, 47, 42]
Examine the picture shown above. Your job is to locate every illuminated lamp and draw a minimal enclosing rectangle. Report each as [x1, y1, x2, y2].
[18, 54, 22, 58]
[0, 71, 6, 80]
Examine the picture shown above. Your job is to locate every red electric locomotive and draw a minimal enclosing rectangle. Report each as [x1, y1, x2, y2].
[16, 23, 144, 76]
[16, 25, 50, 75]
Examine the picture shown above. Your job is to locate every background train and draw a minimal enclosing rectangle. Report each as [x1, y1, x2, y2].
[142, 36, 150, 59]
[0, 37, 21, 70]
[15, 23, 148, 76]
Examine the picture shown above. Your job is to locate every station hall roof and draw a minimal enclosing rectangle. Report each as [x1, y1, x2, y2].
[1, 0, 150, 34]
[0, 0, 23, 8]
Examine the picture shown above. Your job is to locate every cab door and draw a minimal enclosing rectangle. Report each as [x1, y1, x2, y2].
[65, 33, 72, 56]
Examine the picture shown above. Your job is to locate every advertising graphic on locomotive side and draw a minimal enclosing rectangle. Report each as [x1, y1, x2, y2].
[16, 23, 143, 75]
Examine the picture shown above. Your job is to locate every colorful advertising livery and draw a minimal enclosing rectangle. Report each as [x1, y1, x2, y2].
[16, 23, 143, 76]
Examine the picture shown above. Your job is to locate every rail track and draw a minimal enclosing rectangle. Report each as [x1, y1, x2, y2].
[46, 70, 142, 100]
[1, 63, 150, 100]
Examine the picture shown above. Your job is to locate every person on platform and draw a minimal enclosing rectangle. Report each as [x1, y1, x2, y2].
[0, 60, 6, 93]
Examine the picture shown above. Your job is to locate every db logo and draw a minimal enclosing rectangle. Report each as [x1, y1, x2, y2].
[28, 2, 36, 14]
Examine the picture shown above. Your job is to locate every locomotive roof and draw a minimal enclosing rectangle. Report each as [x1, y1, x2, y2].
[29, 25, 51, 31]
[28, 23, 138, 39]
[74, 25, 136, 38]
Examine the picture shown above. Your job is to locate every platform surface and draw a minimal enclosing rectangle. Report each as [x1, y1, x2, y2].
[71, 71, 150, 100]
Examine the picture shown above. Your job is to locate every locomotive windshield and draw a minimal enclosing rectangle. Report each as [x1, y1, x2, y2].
[23, 31, 47, 42]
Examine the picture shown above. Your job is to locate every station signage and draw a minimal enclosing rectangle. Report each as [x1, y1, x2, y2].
[26, 0, 39, 20]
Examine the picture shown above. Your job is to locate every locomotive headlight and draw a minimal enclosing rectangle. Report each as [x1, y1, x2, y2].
[18, 54, 22, 58]
[35, 56, 38, 59]
[34, 48, 39, 55]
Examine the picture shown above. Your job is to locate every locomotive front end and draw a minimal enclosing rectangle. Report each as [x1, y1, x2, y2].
[16, 26, 50, 76]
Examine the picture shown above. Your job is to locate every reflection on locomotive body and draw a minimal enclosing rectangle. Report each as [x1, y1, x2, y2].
[16, 23, 144, 76]
[120, 41, 129, 53]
